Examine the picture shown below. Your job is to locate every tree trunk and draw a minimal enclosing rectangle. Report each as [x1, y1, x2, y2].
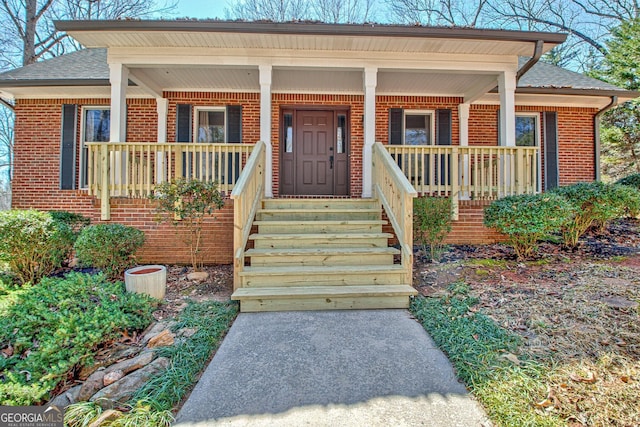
[23, 0, 37, 65]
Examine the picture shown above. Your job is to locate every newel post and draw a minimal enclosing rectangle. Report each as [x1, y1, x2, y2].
[451, 147, 460, 220]
[100, 143, 110, 220]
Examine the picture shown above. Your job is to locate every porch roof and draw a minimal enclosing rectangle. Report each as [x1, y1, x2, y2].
[54, 20, 565, 57]
[0, 48, 636, 101]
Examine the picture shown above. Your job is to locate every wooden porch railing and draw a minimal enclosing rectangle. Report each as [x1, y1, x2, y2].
[385, 145, 539, 219]
[230, 141, 265, 290]
[86, 142, 255, 219]
[372, 142, 418, 287]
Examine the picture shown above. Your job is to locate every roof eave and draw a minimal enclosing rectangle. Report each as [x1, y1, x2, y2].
[0, 79, 111, 88]
[53, 20, 568, 44]
[513, 87, 640, 98]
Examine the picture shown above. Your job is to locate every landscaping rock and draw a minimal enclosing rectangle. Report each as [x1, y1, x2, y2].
[139, 320, 176, 347]
[103, 370, 124, 386]
[90, 357, 170, 409]
[77, 370, 106, 402]
[105, 350, 155, 376]
[48, 385, 81, 408]
[78, 345, 141, 380]
[177, 327, 198, 338]
[147, 329, 175, 348]
[187, 271, 209, 282]
[87, 409, 122, 427]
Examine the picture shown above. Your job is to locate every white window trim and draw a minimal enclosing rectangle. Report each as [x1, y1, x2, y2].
[80, 106, 110, 189]
[516, 112, 542, 192]
[403, 109, 435, 146]
[194, 106, 227, 143]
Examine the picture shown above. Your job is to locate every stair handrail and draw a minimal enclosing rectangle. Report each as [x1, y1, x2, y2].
[231, 141, 266, 290]
[372, 142, 418, 286]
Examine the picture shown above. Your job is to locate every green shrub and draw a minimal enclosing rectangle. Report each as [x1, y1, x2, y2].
[48, 210, 91, 236]
[413, 196, 453, 261]
[484, 193, 574, 259]
[553, 182, 632, 247]
[0, 273, 156, 405]
[614, 174, 640, 218]
[75, 224, 145, 279]
[151, 178, 225, 271]
[0, 210, 75, 284]
[615, 173, 640, 189]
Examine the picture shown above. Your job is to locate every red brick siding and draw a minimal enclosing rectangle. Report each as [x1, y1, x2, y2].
[11, 95, 597, 263]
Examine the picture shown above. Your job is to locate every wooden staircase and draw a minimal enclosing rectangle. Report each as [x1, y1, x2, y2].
[231, 198, 417, 312]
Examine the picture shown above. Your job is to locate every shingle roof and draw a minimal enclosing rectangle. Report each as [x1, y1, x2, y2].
[0, 48, 633, 97]
[517, 57, 621, 91]
[0, 49, 109, 86]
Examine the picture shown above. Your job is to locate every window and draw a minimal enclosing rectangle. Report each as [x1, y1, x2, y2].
[516, 114, 538, 147]
[404, 111, 434, 145]
[80, 107, 110, 188]
[196, 108, 225, 143]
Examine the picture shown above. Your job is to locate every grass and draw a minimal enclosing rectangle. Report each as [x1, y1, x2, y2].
[465, 258, 508, 268]
[64, 299, 238, 427]
[410, 283, 565, 426]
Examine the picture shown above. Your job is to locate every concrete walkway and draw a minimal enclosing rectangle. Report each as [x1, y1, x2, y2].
[174, 310, 490, 426]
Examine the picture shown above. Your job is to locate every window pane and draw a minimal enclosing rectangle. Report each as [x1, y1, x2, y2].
[337, 114, 346, 153]
[284, 113, 293, 153]
[84, 109, 110, 142]
[405, 114, 431, 145]
[516, 116, 536, 147]
[197, 111, 225, 143]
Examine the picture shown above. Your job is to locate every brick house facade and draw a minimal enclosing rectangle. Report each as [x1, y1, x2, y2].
[1, 21, 637, 265]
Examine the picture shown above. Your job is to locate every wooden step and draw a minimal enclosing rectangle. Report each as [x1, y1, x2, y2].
[256, 208, 381, 221]
[253, 220, 385, 234]
[231, 285, 418, 312]
[262, 198, 379, 210]
[239, 265, 405, 287]
[245, 247, 399, 266]
[249, 232, 392, 249]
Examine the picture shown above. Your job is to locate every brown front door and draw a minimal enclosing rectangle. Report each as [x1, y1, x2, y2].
[280, 109, 349, 196]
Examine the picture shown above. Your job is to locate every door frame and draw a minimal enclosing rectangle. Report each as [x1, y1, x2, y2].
[279, 106, 350, 196]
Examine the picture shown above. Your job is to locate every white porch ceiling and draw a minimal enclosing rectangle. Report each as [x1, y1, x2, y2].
[126, 66, 501, 96]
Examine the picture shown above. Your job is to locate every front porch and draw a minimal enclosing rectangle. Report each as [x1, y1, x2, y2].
[86, 140, 537, 311]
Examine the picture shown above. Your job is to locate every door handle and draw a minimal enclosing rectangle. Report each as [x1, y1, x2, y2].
[329, 155, 334, 170]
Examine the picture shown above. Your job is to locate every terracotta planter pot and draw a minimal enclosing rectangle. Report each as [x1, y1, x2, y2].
[124, 265, 167, 299]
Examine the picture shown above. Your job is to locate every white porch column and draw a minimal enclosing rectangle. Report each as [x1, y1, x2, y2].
[259, 64, 273, 198]
[109, 63, 129, 142]
[498, 71, 516, 147]
[458, 103, 470, 198]
[156, 98, 168, 182]
[362, 66, 377, 198]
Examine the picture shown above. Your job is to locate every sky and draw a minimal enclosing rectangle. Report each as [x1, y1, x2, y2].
[175, 0, 231, 19]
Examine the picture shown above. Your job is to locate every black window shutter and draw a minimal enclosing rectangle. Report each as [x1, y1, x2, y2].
[544, 111, 559, 190]
[389, 108, 403, 145]
[60, 104, 77, 190]
[436, 109, 452, 145]
[226, 105, 242, 143]
[176, 104, 192, 142]
[226, 105, 242, 184]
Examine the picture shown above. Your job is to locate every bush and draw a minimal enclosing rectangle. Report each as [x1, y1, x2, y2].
[151, 178, 225, 271]
[484, 193, 574, 259]
[615, 174, 640, 218]
[48, 210, 91, 236]
[413, 196, 453, 261]
[0, 273, 156, 405]
[75, 224, 145, 279]
[553, 182, 632, 247]
[0, 210, 75, 284]
[615, 173, 640, 189]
